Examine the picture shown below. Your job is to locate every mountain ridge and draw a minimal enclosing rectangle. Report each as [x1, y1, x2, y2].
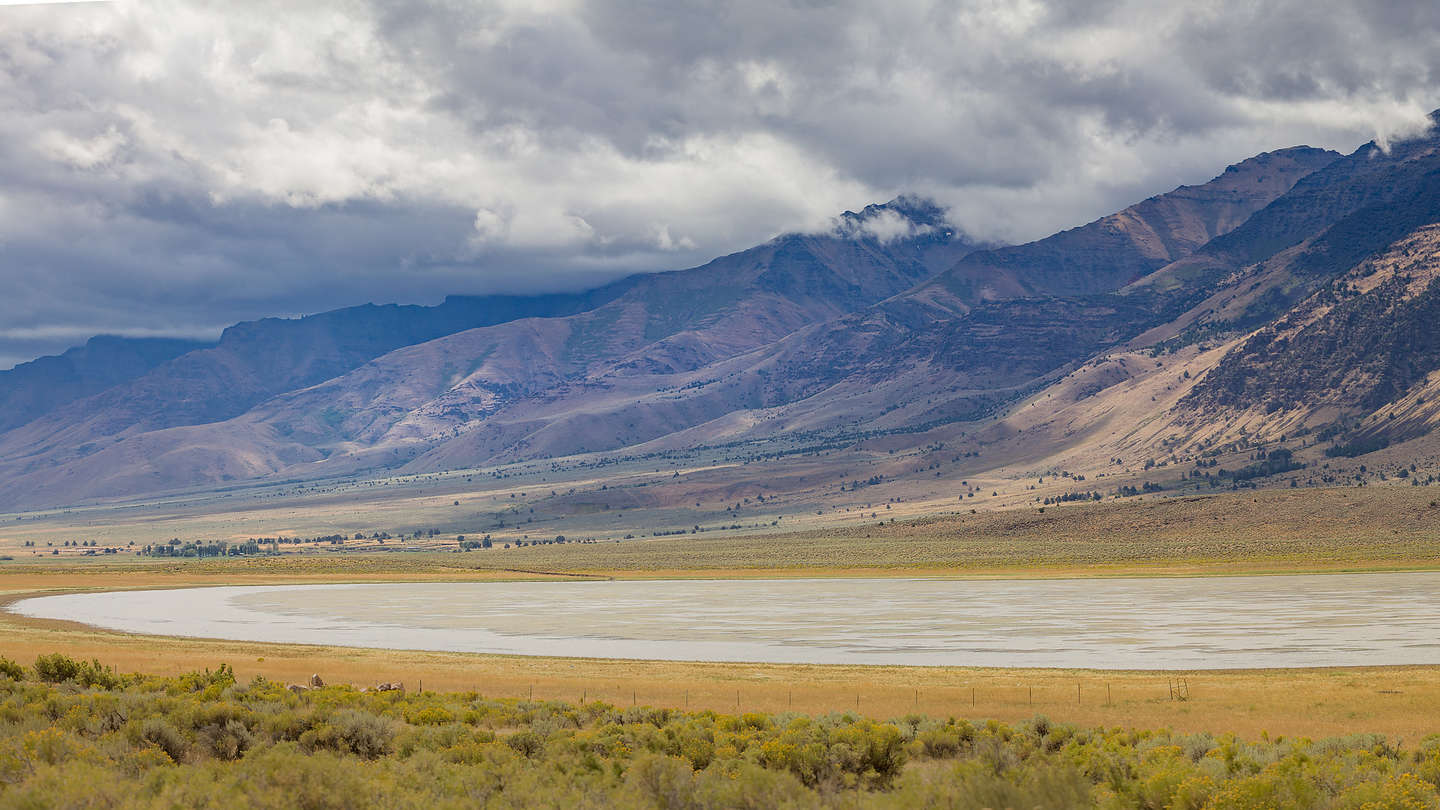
[0, 335, 212, 435]
[4, 124, 1440, 514]
[0, 200, 987, 507]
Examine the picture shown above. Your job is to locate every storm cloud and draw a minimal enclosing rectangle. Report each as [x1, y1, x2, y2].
[0, 0, 1435, 367]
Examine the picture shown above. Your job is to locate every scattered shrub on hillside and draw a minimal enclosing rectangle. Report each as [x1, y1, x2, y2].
[1326, 435, 1392, 458]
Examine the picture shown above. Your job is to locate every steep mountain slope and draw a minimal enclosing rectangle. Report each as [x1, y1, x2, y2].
[1131, 123, 1440, 328]
[238, 200, 983, 454]
[536, 146, 1345, 447]
[0, 290, 625, 458]
[0, 200, 983, 506]
[503, 129, 1440, 476]
[1179, 224, 1440, 442]
[987, 121, 1440, 477]
[924, 147, 1340, 305]
[185, 148, 1337, 480]
[0, 336, 212, 435]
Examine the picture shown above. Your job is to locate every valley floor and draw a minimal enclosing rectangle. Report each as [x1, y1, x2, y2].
[2, 485, 1440, 741]
[3, 483, 1439, 575]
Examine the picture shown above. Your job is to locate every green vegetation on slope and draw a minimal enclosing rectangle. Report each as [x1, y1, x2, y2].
[3, 655, 1440, 808]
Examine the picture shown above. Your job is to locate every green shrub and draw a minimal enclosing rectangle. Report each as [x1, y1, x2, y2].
[34, 653, 82, 683]
[691, 760, 812, 810]
[506, 729, 545, 758]
[198, 719, 253, 761]
[407, 705, 455, 726]
[139, 717, 188, 763]
[884, 760, 1092, 809]
[21, 727, 84, 766]
[0, 657, 23, 681]
[302, 709, 395, 759]
[33, 653, 122, 689]
[626, 754, 697, 809]
[176, 663, 236, 695]
[917, 725, 963, 758]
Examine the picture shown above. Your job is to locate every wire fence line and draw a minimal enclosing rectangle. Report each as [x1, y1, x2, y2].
[406, 679, 1198, 716]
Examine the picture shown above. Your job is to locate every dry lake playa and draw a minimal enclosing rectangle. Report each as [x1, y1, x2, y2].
[13, 572, 1440, 670]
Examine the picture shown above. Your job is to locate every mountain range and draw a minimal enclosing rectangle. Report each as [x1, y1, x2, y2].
[2, 117, 1439, 512]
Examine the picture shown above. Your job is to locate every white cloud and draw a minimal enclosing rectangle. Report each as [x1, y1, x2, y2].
[0, 0, 1436, 365]
[36, 126, 126, 169]
[833, 208, 935, 244]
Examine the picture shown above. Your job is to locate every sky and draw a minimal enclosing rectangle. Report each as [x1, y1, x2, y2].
[0, 0, 1437, 369]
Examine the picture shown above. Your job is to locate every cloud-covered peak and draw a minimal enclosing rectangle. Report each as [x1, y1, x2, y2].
[830, 197, 958, 244]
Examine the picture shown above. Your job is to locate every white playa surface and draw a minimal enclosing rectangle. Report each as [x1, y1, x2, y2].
[12, 573, 1440, 669]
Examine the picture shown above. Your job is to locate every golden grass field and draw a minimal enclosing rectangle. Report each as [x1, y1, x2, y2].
[3, 485, 1440, 742]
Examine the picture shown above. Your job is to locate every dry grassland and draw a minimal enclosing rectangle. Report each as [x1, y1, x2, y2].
[8, 484, 1434, 576]
[469, 485, 1440, 575]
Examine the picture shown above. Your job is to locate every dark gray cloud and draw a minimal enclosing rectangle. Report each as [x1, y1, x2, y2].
[0, 0, 1435, 368]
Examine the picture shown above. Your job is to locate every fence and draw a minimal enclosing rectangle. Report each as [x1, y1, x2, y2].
[397, 678, 1198, 719]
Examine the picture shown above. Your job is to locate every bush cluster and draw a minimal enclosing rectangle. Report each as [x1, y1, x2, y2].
[2, 657, 1440, 808]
